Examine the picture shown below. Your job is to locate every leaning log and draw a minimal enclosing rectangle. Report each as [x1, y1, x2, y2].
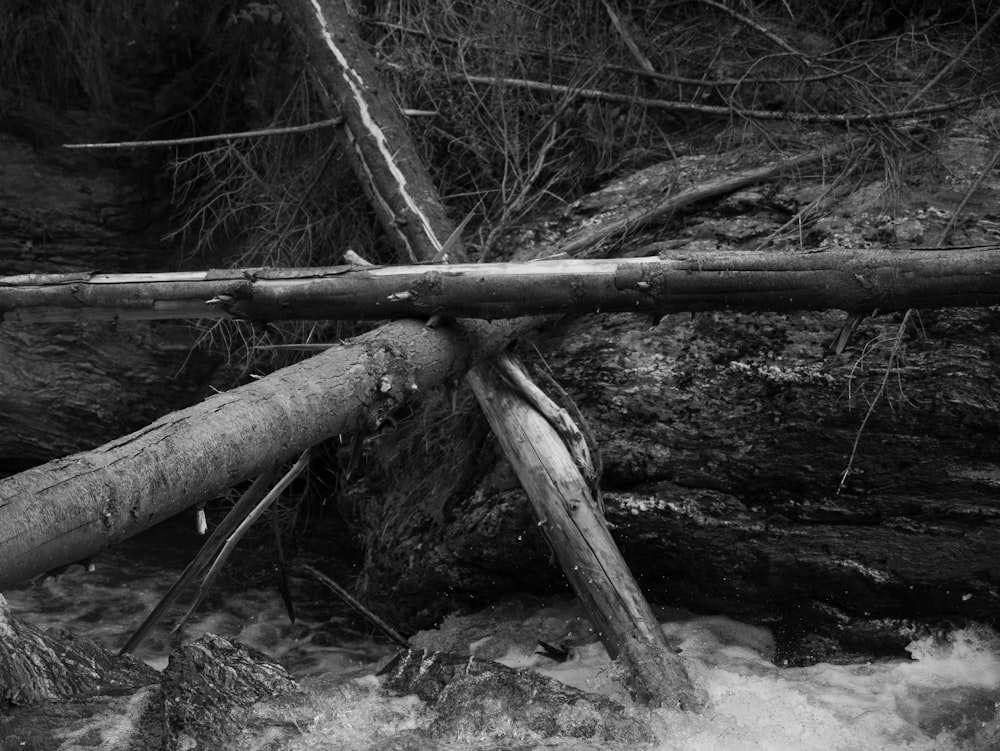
[0, 316, 521, 590]
[2, 248, 999, 323]
[468, 352, 703, 708]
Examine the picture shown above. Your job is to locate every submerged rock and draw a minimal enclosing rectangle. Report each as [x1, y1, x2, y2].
[0, 592, 162, 749]
[162, 633, 301, 749]
[0, 598, 658, 751]
[379, 648, 653, 744]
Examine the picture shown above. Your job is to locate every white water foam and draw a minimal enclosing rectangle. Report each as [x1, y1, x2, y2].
[5, 531, 999, 749]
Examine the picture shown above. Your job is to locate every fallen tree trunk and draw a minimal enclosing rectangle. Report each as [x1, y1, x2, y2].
[468, 352, 703, 708]
[0, 316, 522, 591]
[280, 0, 700, 708]
[3, 246, 999, 323]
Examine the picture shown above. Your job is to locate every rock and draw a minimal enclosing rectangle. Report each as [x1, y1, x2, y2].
[379, 648, 653, 744]
[0, 593, 163, 749]
[0, 593, 158, 706]
[161, 633, 300, 749]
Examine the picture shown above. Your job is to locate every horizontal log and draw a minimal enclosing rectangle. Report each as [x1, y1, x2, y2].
[1, 247, 998, 323]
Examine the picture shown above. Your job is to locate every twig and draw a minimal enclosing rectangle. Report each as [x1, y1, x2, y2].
[558, 135, 868, 256]
[172, 451, 311, 633]
[64, 118, 343, 150]
[299, 563, 410, 648]
[936, 149, 1000, 247]
[903, 4, 1000, 108]
[253, 343, 337, 351]
[754, 142, 879, 250]
[119, 468, 280, 655]
[694, 0, 811, 66]
[838, 310, 919, 494]
[373, 21, 867, 88]
[601, 0, 655, 74]
[442, 71, 982, 125]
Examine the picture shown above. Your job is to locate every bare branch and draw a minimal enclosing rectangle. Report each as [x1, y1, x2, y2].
[63, 119, 343, 150]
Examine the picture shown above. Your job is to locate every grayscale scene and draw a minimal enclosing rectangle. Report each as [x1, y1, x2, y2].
[2, 1, 1000, 748]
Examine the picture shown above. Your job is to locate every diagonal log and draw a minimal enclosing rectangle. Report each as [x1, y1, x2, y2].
[0, 317, 523, 591]
[2, 247, 999, 323]
[468, 352, 702, 706]
[280, 0, 701, 707]
[285, 1, 451, 264]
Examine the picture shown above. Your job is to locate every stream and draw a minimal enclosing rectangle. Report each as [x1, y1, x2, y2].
[5, 517, 1000, 750]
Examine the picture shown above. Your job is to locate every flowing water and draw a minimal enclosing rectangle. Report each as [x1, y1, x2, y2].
[4, 517, 396, 677]
[5, 518, 1000, 750]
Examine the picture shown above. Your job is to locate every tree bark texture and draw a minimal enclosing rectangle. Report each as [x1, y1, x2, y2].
[3, 247, 999, 323]
[467, 354, 701, 709]
[0, 317, 517, 590]
[0, 118, 221, 474]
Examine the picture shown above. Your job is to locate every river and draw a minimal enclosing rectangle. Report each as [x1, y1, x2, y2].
[5, 517, 999, 750]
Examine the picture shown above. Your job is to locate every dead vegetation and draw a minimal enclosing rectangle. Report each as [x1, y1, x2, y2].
[3, 0, 1000, 617]
[341, 0, 1000, 588]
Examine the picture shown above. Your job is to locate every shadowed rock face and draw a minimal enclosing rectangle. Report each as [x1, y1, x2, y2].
[0, 126, 223, 473]
[379, 648, 653, 743]
[557, 306, 1000, 661]
[351, 134, 1000, 661]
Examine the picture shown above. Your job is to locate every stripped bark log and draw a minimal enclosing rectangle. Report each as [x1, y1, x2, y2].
[468, 352, 704, 708]
[281, 0, 700, 707]
[0, 125, 222, 473]
[2, 247, 999, 323]
[279, 0, 453, 264]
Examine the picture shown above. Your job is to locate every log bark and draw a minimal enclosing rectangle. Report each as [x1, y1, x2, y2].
[276, 1, 452, 264]
[282, 0, 700, 707]
[0, 317, 518, 590]
[3, 247, 999, 323]
[468, 353, 703, 709]
[358, 305, 1000, 661]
